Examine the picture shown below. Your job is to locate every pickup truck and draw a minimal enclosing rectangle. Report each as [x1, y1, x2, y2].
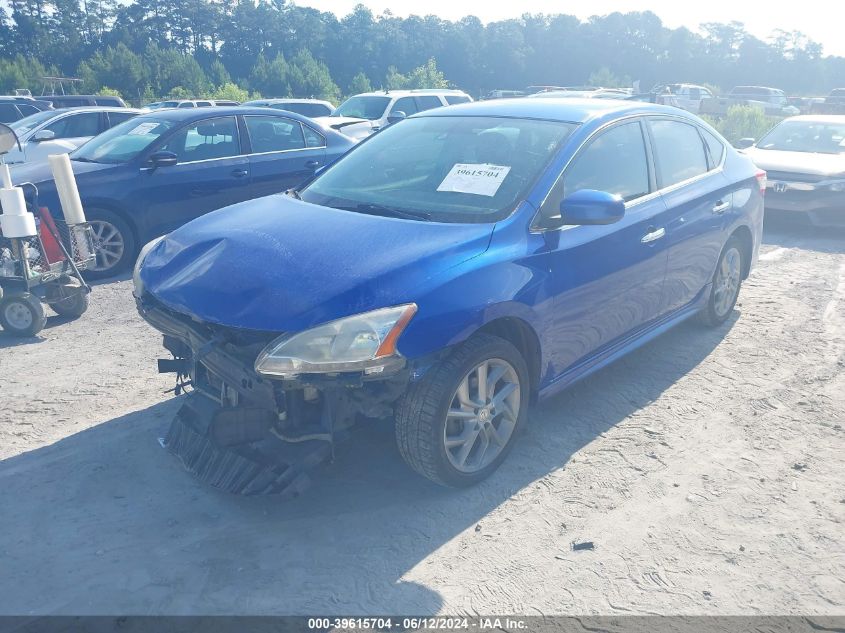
[700, 86, 800, 117]
[810, 89, 845, 115]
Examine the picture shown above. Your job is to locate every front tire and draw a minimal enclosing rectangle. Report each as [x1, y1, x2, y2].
[395, 333, 529, 487]
[698, 236, 744, 327]
[86, 209, 136, 279]
[0, 293, 47, 336]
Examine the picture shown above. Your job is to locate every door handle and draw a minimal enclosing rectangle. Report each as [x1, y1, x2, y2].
[641, 227, 666, 244]
[712, 200, 730, 214]
[231, 168, 249, 178]
[305, 160, 321, 169]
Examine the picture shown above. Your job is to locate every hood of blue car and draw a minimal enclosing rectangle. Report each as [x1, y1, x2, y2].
[10, 158, 114, 187]
[140, 195, 495, 332]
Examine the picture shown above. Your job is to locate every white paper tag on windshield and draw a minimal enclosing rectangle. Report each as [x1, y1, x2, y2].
[437, 163, 511, 197]
[128, 122, 159, 136]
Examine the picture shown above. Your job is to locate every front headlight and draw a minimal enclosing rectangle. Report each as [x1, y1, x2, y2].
[132, 235, 166, 298]
[254, 304, 417, 378]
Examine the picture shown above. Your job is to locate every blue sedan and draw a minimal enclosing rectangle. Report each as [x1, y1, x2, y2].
[136, 99, 764, 491]
[11, 107, 356, 276]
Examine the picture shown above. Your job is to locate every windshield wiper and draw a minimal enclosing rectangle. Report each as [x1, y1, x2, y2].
[71, 157, 99, 163]
[342, 203, 432, 222]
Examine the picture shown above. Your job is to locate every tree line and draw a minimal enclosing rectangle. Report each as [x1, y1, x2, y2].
[2, 1, 844, 104]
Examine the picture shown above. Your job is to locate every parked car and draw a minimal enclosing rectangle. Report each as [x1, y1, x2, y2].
[315, 89, 473, 140]
[3, 107, 141, 164]
[242, 98, 335, 118]
[9, 107, 356, 277]
[529, 89, 630, 100]
[740, 115, 845, 227]
[134, 99, 764, 491]
[154, 99, 217, 109]
[41, 94, 127, 108]
[701, 86, 799, 117]
[0, 96, 53, 123]
[651, 84, 714, 113]
[810, 89, 845, 115]
[483, 90, 528, 100]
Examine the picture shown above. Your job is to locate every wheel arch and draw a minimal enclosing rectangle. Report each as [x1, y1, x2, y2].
[83, 200, 141, 249]
[476, 316, 542, 402]
[729, 224, 754, 279]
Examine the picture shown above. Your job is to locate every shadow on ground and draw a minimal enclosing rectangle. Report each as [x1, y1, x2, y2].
[0, 311, 737, 615]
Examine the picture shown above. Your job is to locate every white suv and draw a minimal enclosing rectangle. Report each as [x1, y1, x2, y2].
[316, 89, 472, 140]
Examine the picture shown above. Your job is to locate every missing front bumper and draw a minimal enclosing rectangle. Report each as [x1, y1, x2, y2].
[164, 394, 331, 497]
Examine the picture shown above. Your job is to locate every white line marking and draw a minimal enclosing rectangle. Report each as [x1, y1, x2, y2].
[759, 247, 787, 262]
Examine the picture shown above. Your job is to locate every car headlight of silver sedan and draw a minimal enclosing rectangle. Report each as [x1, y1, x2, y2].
[254, 304, 417, 378]
[132, 235, 167, 298]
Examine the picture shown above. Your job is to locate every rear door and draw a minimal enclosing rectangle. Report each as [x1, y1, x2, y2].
[139, 115, 251, 235]
[649, 117, 731, 314]
[538, 119, 673, 377]
[243, 114, 326, 196]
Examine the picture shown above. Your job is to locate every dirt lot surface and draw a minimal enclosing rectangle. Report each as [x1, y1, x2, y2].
[1, 220, 843, 616]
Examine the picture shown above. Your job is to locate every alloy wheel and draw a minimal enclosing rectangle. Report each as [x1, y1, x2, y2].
[714, 246, 741, 318]
[89, 219, 125, 272]
[444, 358, 521, 473]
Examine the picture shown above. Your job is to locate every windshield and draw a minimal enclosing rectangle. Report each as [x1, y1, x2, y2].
[300, 115, 576, 223]
[331, 96, 391, 120]
[11, 110, 57, 136]
[757, 120, 845, 154]
[71, 118, 176, 164]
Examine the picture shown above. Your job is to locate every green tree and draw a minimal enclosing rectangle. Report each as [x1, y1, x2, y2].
[288, 49, 340, 102]
[384, 65, 407, 90]
[211, 82, 250, 101]
[248, 52, 290, 97]
[207, 59, 231, 87]
[78, 43, 148, 99]
[404, 58, 448, 89]
[588, 66, 631, 89]
[348, 71, 372, 94]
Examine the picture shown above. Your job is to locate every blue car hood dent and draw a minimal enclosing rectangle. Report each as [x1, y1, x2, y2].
[141, 195, 495, 332]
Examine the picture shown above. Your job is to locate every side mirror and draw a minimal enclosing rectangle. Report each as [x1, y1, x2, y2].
[146, 151, 178, 169]
[735, 137, 755, 149]
[0, 123, 20, 154]
[559, 189, 625, 226]
[32, 129, 56, 142]
[386, 110, 406, 125]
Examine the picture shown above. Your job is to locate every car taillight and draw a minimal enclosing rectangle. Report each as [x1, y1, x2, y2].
[755, 169, 767, 195]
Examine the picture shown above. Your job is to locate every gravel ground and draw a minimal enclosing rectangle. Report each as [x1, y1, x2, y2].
[0, 219, 843, 616]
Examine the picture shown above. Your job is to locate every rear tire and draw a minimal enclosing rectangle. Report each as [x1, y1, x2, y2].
[49, 291, 89, 318]
[697, 236, 744, 327]
[0, 293, 47, 336]
[85, 209, 136, 279]
[395, 333, 529, 487]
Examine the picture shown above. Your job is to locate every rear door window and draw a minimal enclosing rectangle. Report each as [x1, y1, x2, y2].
[391, 97, 418, 117]
[563, 121, 650, 202]
[245, 115, 306, 153]
[417, 96, 443, 111]
[649, 119, 708, 188]
[106, 111, 138, 128]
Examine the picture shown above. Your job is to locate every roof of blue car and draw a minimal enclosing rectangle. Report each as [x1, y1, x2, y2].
[418, 98, 683, 124]
[136, 106, 314, 123]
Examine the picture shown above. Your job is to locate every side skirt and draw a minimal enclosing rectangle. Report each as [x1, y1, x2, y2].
[537, 287, 710, 402]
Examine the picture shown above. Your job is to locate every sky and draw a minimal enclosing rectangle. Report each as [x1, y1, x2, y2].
[292, 0, 845, 58]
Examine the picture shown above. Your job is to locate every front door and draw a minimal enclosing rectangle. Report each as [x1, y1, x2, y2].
[140, 116, 251, 235]
[537, 120, 672, 379]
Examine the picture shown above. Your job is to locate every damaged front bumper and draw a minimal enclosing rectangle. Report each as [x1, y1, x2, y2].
[137, 296, 413, 496]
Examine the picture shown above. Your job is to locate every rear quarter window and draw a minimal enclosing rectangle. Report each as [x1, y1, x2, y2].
[446, 95, 471, 105]
[700, 127, 726, 168]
